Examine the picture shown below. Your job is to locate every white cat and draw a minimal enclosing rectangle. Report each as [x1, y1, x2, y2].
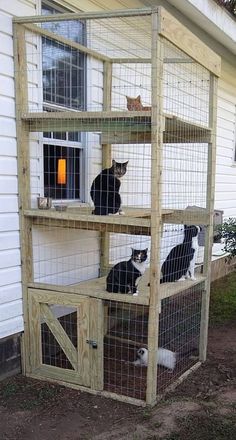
[133, 347, 176, 371]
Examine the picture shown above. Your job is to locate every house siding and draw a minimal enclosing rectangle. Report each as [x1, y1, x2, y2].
[0, 0, 38, 339]
[215, 65, 236, 218]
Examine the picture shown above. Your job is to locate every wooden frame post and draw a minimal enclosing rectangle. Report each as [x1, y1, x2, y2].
[199, 74, 218, 361]
[146, 9, 164, 405]
[13, 23, 34, 375]
[100, 61, 112, 276]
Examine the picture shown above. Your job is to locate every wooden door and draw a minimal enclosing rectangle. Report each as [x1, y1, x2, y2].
[27, 288, 103, 390]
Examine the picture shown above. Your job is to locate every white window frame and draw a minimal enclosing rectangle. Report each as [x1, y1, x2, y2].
[41, 0, 87, 203]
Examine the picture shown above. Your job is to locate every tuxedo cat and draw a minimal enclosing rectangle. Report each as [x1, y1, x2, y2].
[90, 159, 128, 215]
[134, 347, 176, 370]
[161, 225, 200, 283]
[126, 95, 151, 111]
[106, 248, 148, 295]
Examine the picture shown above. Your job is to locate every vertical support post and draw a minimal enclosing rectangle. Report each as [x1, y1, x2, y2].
[146, 9, 164, 405]
[13, 23, 33, 374]
[100, 61, 112, 276]
[199, 74, 218, 361]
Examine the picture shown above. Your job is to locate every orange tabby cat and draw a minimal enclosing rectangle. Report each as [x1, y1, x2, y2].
[126, 95, 151, 111]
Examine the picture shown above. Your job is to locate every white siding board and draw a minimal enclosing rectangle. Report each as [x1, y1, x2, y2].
[0, 34, 13, 57]
[0, 118, 16, 138]
[0, 157, 17, 175]
[0, 213, 19, 232]
[0, 77, 15, 98]
[0, 249, 21, 269]
[0, 54, 14, 77]
[0, 196, 18, 213]
[0, 137, 17, 157]
[0, 176, 18, 194]
[0, 12, 13, 35]
[0, 300, 22, 321]
[0, 96, 15, 118]
[0, 284, 22, 305]
[0, 231, 20, 249]
[0, 267, 21, 287]
[0, 316, 23, 340]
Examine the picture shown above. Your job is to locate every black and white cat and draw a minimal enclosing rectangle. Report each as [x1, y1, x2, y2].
[90, 159, 128, 215]
[133, 347, 176, 370]
[134, 345, 197, 370]
[106, 248, 148, 295]
[161, 225, 200, 283]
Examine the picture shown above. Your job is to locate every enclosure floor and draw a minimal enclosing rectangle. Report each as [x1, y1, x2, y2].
[104, 340, 198, 401]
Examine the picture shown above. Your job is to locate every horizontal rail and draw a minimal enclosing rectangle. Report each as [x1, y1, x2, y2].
[13, 7, 155, 24]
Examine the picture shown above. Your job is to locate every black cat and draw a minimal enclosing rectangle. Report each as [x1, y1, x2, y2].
[90, 159, 128, 215]
[106, 248, 148, 295]
[161, 225, 200, 283]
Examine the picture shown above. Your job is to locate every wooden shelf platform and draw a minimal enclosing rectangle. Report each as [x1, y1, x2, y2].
[28, 270, 206, 306]
[22, 111, 211, 144]
[24, 206, 209, 235]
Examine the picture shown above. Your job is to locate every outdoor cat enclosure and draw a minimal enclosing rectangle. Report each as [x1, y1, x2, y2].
[13, 8, 220, 406]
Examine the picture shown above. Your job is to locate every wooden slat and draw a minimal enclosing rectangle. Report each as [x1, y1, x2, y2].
[159, 7, 221, 77]
[40, 303, 78, 371]
[28, 370, 146, 406]
[13, 7, 153, 24]
[28, 293, 41, 370]
[28, 271, 205, 304]
[31, 364, 87, 385]
[199, 75, 218, 361]
[77, 301, 90, 387]
[146, 10, 164, 405]
[13, 23, 33, 375]
[23, 23, 110, 63]
[22, 111, 211, 145]
[89, 299, 104, 391]
[28, 288, 87, 306]
[100, 60, 112, 276]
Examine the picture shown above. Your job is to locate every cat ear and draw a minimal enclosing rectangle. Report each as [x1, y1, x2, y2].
[137, 95, 141, 101]
[145, 248, 148, 252]
[123, 160, 129, 166]
[112, 159, 116, 166]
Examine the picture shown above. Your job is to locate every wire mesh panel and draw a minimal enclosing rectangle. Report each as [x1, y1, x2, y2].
[104, 301, 149, 401]
[41, 305, 77, 370]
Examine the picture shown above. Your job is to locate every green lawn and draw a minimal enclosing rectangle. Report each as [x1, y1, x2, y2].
[209, 271, 236, 325]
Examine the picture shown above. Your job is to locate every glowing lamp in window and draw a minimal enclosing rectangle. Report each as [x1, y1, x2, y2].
[57, 159, 66, 184]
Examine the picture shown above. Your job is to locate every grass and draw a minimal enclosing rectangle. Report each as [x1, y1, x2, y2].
[164, 413, 236, 440]
[209, 271, 236, 325]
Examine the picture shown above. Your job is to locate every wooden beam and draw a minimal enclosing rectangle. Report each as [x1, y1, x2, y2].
[100, 60, 113, 277]
[23, 23, 110, 63]
[13, 23, 33, 376]
[89, 299, 104, 391]
[28, 293, 41, 370]
[199, 74, 218, 361]
[28, 370, 147, 406]
[159, 7, 221, 77]
[146, 10, 163, 406]
[28, 272, 205, 304]
[13, 7, 153, 24]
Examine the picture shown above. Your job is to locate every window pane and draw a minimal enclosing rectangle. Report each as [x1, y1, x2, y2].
[44, 144, 80, 199]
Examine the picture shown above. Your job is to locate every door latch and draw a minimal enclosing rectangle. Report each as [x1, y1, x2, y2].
[86, 339, 97, 349]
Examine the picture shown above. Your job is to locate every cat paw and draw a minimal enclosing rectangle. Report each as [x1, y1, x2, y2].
[119, 210, 125, 215]
[177, 276, 186, 282]
[133, 291, 139, 296]
[190, 276, 196, 281]
[108, 212, 119, 216]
